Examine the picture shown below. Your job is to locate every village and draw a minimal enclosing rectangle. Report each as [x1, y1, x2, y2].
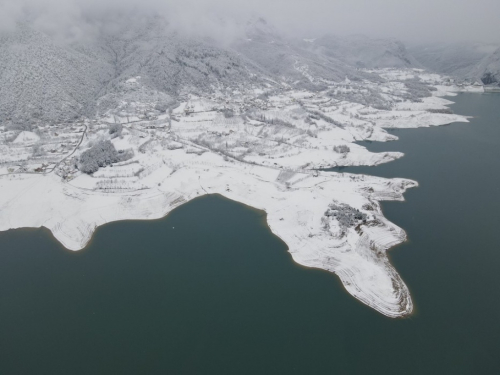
[0, 68, 472, 193]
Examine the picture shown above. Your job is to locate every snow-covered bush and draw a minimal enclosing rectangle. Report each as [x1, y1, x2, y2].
[109, 123, 123, 138]
[32, 143, 45, 157]
[222, 108, 234, 118]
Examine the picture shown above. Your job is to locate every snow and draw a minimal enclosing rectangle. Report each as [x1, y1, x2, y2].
[0, 68, 477, 318]
[0, 155, 415, 318]
[125, 76, 141, 84]
[13, 131, 40, 144]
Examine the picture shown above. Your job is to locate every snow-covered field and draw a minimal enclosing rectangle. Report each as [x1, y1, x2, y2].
[0, 68, 474, 318]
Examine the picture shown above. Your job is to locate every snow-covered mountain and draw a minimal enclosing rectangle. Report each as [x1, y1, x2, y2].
[410, 42, 500, 85]
[0, 18, 265, 126]
[233, 18, 421, 88]
[233, 17, 365, 87]
[409, 42, 493, 77]
[468, 47, 500, 85]
[77, 17, 263, 116]
[0, 14, 483, 319]
[0, 16, 434, 126]
[0, 24, 112, 126]
[310, 34, 420, 69]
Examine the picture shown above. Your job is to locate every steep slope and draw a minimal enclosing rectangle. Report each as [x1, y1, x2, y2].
[0, 25, 113, 126]
[310, 34, 420, 69]
[409, 42, 497, 78]
[468, 47, 500, 85]
[0, 17, 275, 127]
[74, 17, 270, 115]
[232, 18, 367, 89]
[233, 19, 422, 91]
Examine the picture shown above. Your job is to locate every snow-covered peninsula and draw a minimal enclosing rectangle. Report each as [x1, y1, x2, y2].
[0, 64, 476, 318]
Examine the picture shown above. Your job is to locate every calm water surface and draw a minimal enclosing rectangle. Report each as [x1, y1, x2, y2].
[0, 93, 499, 374]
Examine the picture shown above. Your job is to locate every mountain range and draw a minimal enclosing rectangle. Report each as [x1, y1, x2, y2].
[0, 15, 498, 127]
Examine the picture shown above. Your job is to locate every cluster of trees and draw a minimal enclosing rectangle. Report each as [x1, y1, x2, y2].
[323, 202, 367, 232]
[294, 80, 329, 92]
[256, 114, 295, 128]
[152, 99, 180, 114]
[328, 88, 392, 110]
[333, 145, 350, 154]
[308, 110, 344, 128]
[403, 80, 437, 102]
[426, 108, 453, 114]
[79, 140, 133, 174]
[481, 72, 498, 85]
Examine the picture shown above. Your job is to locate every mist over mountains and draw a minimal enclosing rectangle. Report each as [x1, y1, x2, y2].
[0, 10, 499, 126]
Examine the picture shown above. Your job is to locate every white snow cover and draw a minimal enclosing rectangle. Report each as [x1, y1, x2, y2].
[13, 131, 40, 144]
[0, 69, 474, 318]
[0, 157, 416, 318]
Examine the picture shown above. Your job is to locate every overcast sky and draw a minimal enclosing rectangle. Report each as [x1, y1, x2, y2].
[1, 0, 499, 44]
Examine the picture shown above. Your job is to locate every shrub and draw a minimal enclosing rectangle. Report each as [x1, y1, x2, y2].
[222, 108, 234, 118]
[109, 123, 123, 137]
[32, 143, 45, 157]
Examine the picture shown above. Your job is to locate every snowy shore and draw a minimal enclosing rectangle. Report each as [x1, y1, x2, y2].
[0, 69, 474, 318]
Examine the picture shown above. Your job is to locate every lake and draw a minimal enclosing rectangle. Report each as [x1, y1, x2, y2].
[0, 93, 499, 374]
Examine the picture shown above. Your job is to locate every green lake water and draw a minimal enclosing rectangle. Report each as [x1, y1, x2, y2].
[0, 93, 499, 374]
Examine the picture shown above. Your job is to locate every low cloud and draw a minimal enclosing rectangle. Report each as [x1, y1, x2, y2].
[0, 0, 499, 44]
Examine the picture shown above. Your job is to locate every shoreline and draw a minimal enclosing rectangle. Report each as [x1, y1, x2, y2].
[0, 69, 478, 318]
[0, 157, 418, 317]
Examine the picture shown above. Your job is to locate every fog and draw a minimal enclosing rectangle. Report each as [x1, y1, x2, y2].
[1, 0, 499, 44]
